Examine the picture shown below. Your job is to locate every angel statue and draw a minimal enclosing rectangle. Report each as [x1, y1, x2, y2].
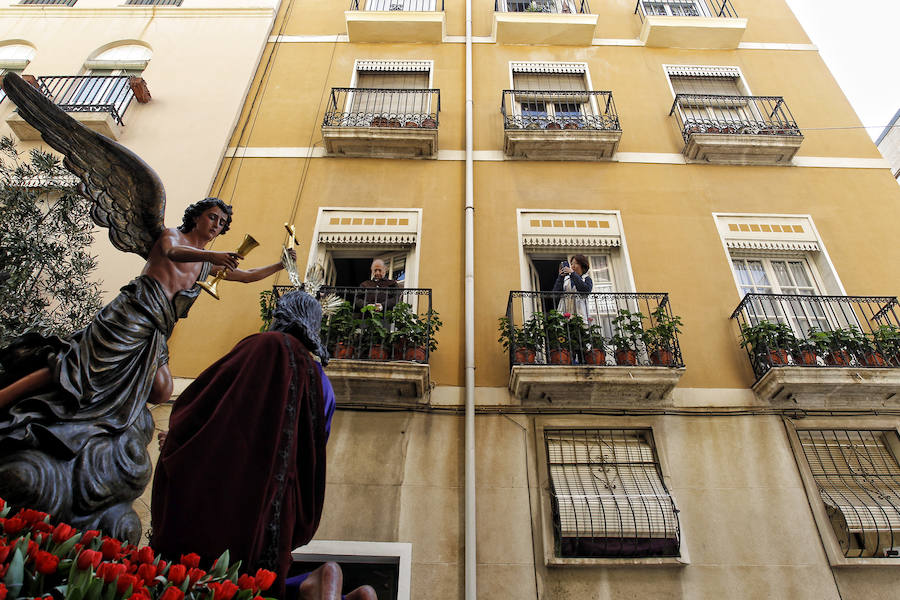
[0, 72, 294, 543]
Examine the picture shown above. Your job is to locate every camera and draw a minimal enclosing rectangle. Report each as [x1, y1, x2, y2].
[559, 260, 569, 271]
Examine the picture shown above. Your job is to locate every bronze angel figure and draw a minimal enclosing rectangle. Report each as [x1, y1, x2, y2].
[0, 73, 290, 543]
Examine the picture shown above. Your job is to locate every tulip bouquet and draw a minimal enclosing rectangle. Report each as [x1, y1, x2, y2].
[0, 499, 277, 600]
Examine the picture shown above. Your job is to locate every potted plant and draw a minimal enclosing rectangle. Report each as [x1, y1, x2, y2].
[388, 302, 417, 358]
[543, 310, 585, 365]
[498, 314, 541, 364]
[583, 318, 607, 365]
[322, 300, 357, 359]
[825, 326, 865, 366]
[873, 324, 900, 366]
[793, 332, 819, 366]
[611, 309, 645, 366]
[739, 320, 795, 366]
[850, 326, 888, 367]
[391, 303, 442, 362]
[422, 117, 437, 128]
[643, 305, 683, 366]
[360, 305, 390, 360]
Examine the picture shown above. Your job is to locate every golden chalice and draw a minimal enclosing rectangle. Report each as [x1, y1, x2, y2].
[197, 234, 259, 300]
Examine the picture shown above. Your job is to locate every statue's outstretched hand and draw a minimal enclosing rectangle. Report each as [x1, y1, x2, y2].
[208, 251, 242, 271]
[157, 431, 168, 450]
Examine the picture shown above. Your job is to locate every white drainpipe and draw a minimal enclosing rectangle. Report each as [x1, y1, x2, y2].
[463, 0, 476, 594]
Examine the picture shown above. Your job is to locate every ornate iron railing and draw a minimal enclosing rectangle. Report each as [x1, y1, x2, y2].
[669, 94, 801, 142]
[494, 0, 590, 14]
[731, 293, 900, 380]
[20, 0, 77, 5]
[501, 90, 620, 131]
[502, 291, 684, 367]
[35, 76, 137, 125]
[634, 0, 737, 21]
[125, 0, 183, 5]
[323, 88, 440, 129]
[349, 0, 443, 10]
[274, 286, 436, 364]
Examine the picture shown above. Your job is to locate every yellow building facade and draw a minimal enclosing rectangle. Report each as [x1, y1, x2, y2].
[45, 0, 900, 597]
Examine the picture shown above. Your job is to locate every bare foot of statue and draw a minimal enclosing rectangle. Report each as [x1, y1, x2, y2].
[0, 367, 52, 410]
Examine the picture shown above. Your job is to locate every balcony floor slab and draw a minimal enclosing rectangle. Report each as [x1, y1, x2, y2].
[753, 366, 900, 408]
[322, 126, 438, 159]
[326, 359, 431, 406]
[492, 12, 599, 45]
[683, 132, 803, 165]
[7, 111, 123, 141]
[345, 10, 445, 43]
[640, 15, 747, 49]
[510, 365, 685, 406]
[503, 128, 621, 160]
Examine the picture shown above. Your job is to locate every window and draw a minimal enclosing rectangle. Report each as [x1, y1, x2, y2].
[0, 44, 35, 103]
[500, 0, 575, 13]
[348, 60, 433, 127]
[667, 66, 751, 126]
[642, 0, 701, 16]
[58, 45, 151, 117]
[510, 64, 588, 128]
[544, 428, 680, 558]
[797, 429, 900, 559]
[124, 0, 182, 4]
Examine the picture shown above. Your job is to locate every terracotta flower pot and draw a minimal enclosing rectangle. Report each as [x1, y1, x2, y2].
[368, 345, 389, 360]
[371, 116, 389, 127]
[794, 350, 818, 366]
[860, 352, 887, 367]
[545, 122, 562, 130]
[825, 350, 852, 366]
[615, 349, 637, 366]
[548, 348, 572, 365]
[404, 121, 420, 128]
[421, 118, 437, 128]
[584, 349, 606, 365]
[513, 348, 536, 364]
[404, 346, 427, 362]
[334, 342, 355, 359]
[706, 126, 721, 134]
[387, 119, 401, 128]
[767, 349, 790, 365]
[650, 349, 675, 366]
[391, 341, 406, 359]
[563, 122, 580, 130]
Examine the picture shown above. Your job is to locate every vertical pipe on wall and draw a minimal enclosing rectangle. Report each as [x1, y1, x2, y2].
[464, 0, 476, 594]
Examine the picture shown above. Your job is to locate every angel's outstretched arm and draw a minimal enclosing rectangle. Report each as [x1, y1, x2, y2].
[221, 260, 286, 283]
[157, 230, 242, 270]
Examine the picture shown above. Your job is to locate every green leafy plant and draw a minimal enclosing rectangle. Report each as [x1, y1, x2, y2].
[389, 302, 442, 354]
[359, 304, 389, 348]
[611, 309, 646, 351]
[583, 318, 607, 352]
[0, 137, 102, 339]
[873, 324, 900, 354]
[740, 321, 795, 354]
[258, 290, 277, 331]
[643, 304, 683, 353]
[498, 314, 543, 353]
[321, 300, 357, 344]
[543, 310, 586, 350]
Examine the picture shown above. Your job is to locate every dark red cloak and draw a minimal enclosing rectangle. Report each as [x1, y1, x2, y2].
[150, 332, 327, 586]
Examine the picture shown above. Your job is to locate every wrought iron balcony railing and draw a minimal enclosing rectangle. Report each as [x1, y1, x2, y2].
[274, 285, 436, 364]
[36, 76, 137, 125]
[323, 88, 440, 130]
[731, 293, 900, 380]
[634, 0, 737, 21]
[503, 291, 684, 367]
[494, 0, 590, 14]
[349, 0, 443, 10]
[501, 90, 620, 131]
[20, 0, 77, 5]
[669, 94, 801, 142]
[125, 0, 183, 5]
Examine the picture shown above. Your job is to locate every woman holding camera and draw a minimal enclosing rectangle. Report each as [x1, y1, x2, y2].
[552, 254, 593, 321]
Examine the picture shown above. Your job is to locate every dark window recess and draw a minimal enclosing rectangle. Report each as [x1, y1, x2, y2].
[289, 561, 399, 600]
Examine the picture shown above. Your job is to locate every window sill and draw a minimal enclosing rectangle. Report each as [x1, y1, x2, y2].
[546, 555, 688, 567]
[322, 124, 438, 159]
[753, 366, 900, 407]
[682, 131, 803, 165]
[504, 127, 621, 161]
[325, 359, 430, 406]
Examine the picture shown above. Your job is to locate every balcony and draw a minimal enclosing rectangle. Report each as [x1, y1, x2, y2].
[501, 90, 622, 160]
[502, 291, 685, 406]
[274, 285, 437, 406]
[634, 0, 747, 49]
[321, 88, 440, 159]
[732, 294, 900, 406]
[345, 0, 445, 43]
[7, 75, 150, 141]
[493, 0, 599, 46]
[670, 94, 803, 165]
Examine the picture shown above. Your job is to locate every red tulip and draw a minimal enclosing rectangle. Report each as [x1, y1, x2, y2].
[159, 586, 185, 600]
[2, 518, 24, 536]
[156, 560, 167, 575]
[81, 530, 100, 546]
[0, 545, 10, 563]
[16, 509, 48, 526]
[179, 553, 201, 568]
[100, 538, 122, 560]
[51, 523, 75, 544]
[32, 522, 53, 534]
[208, 581, 239, 600]
[187, 567, 206, 584]
[134, 546, 154, 564]
[237, 574, 257, 591]
[97, 562, 127, 584]
[0, 582, 7, 600]
[166, 564, 187, 585]
[33, 551, 59, 575]
[254, 569, 277, 592]
[137, 563, 157, 585]
[76, 549, 102, 571]
[116, 573, 140, 595]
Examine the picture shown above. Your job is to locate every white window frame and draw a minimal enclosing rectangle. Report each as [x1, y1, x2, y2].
[785, 416, 900, 567]
[641, 0, 706, 17]
[508, 62, 598, 125]
[307, 207, 422, 290]
[534, 416, 689, 567]
[346, 60, 434, 123]
[291, 540, 412, 600]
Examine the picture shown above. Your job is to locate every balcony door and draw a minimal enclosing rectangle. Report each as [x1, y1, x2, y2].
[670, 74, 751, 128]
[365, 0, 436, 9]
[349, 70, 429, 126]
[511, 70, 590, 128]
[642, 0, 703, 16]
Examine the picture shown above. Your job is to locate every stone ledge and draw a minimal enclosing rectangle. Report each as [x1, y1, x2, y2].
[640, 15, 747, 49]
[8, 111, 124, 141]
[493, 11, 599, 45]
[753, 366, 900, 407]
[504, 128, 621, 161]
[345, 10, 445, 43]
[510, 365, 685, 406]
[322, 126, 438, 159]
[326, 359, 430, 406]
[683, 132, 803, 165]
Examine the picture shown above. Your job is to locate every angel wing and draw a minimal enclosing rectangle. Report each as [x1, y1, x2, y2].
[2, 73, 165, 259]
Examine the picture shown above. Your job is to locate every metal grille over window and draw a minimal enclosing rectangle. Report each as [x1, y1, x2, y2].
[502, 70, 619, 132]
[545, 429, 680, 558]
[799, 430, 900, 558]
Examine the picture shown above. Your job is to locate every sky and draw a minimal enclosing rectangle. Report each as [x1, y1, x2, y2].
[784, 0, 900, 140]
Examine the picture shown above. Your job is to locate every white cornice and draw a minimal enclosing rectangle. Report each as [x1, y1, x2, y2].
[0, 6, 274, 17]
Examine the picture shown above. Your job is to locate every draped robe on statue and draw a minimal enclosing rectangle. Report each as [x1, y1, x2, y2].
[0, 266, 209, 541]
[151, 331, 333, 590]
